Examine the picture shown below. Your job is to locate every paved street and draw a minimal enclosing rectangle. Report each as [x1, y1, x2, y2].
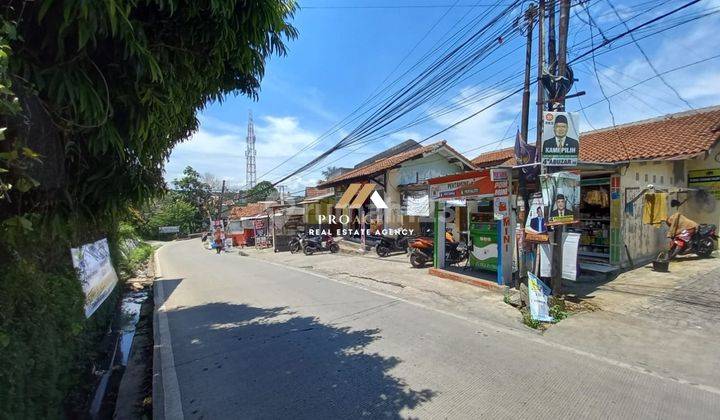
[154, 240, 720, 419]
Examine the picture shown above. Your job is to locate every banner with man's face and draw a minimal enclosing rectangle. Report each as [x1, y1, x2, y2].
[541, 111, 580, 166]
[540, 171, 580, 226]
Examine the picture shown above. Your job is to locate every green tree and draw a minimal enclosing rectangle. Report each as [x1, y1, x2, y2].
[0, 2, 297, 416]
[246, 180, 277, 203]
[1, 0, 298, 222]
[143, 194, 199, 237]
[173, 166, 212, 226]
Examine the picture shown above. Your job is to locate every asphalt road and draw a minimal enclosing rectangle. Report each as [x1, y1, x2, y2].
[154, 240, 720, 419]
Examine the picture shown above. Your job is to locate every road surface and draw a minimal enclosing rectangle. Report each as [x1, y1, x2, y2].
[154, 240, 719, 419]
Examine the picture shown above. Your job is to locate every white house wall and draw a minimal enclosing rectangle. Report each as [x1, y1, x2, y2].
[619, 161, 685, 266]
[385, 168, 403, 226]
[397, 154, 461, 185]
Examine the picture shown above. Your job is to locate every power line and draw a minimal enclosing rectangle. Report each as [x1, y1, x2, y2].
[260, 0, 718, 194]
[570, 0, 703, 64]
[604, 0, 693, 109]
[301, 3, 516, 10]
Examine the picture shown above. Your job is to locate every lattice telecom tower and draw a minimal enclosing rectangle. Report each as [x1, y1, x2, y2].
[245, 110, 257, 189]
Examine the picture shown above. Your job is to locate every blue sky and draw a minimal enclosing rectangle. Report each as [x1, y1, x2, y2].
[166, 0, 720, 192]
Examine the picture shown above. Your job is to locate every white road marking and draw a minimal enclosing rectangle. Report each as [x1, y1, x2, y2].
[154, 247, 185, 419]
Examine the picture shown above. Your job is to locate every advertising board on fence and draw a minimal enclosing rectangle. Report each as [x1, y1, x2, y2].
[541, 111, 580, 166]
[71, 238, 119, 318]
[159, 226, 180, 234]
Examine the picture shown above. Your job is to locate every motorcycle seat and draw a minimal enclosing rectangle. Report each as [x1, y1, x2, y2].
[698, 224, 716, 236]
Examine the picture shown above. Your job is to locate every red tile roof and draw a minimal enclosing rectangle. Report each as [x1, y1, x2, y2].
[472, 106, 720, 165]
[228, 203, 266, 219]
[318, 141, 473, 187]
[472, 147, 515, 168]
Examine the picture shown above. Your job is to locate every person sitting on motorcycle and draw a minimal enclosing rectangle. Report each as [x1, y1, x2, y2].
[445, 228, 454, 242]
[665, 213, 699, 238]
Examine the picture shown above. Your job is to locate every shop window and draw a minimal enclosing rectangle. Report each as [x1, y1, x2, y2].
[635, 172, 639, 181]
[645, 174, 648, 182]
[660, 176, 664, 184]
[653, 175, 656, 183]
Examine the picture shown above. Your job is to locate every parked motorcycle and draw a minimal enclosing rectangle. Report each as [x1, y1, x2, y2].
[408, 233, 467, 268]
[303, 235, 340, 255]
[375, 233, 411, 257]
[289, 233, 307, 254]
[667, 223, 717, 260]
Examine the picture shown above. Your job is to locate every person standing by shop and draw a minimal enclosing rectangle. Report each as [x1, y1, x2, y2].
[213, 226, 224, 254]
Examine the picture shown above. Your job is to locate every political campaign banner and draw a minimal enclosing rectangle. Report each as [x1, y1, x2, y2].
[541, 171, 580, 226]
[525, 193, 548, 234]
[71, 238, 119, 318]
[528, 272, 554, 322]
[541, 111, 580, 166]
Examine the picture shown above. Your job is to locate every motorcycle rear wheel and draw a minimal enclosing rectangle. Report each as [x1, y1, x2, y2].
[410, 252, 428, 268]
[290, 242, 300, 254]
[698, 239, 715, 258]
[330, 243, 340, 253]
[303, 246, 315, 256]
[376, 245, 390, 257]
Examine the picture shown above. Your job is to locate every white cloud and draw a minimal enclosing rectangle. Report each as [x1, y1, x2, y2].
[166, 113, 329, 192]
[424, 87, 521, 157]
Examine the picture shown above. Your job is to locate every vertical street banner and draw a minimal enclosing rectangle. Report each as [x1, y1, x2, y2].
[541, 171, 580, 226]
[71, 238, 119, 318]
[541, 111, 580, 166]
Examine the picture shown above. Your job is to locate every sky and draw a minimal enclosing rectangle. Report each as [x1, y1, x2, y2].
[165, 0, 720, 193]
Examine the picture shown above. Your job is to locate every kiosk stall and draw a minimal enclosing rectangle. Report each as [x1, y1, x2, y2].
[427, 169, 514, 285]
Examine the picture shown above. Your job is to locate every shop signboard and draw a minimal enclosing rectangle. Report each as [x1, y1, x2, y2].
[428, 170, 494, 201]
[71, 238, 119, 318]
[490, 168, 509, 181]
[688, 168, 720, 199]
[541, 171, 580, 226]
[541, 111, 580, 166]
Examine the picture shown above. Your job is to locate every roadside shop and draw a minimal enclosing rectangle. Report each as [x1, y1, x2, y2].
[426, 168, 515, 286]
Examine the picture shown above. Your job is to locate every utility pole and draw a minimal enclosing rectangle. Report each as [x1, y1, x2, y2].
[547, 0, 557, 71]
[518, 3, 536, 281]
[536, 0, 545, 153]
[550, 0, 571, 295]
[277, 185, 286, 205]
[216, 180, 226, 228]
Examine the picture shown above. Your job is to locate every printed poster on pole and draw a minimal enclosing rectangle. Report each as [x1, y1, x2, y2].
[541, 111, 580, 166]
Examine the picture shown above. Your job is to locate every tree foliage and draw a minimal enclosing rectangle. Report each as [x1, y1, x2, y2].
[246, 180, 277, 203]
[0, 0, 297, 223]
[0, 1, 297, 416]
[173, 166, 212, 221]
